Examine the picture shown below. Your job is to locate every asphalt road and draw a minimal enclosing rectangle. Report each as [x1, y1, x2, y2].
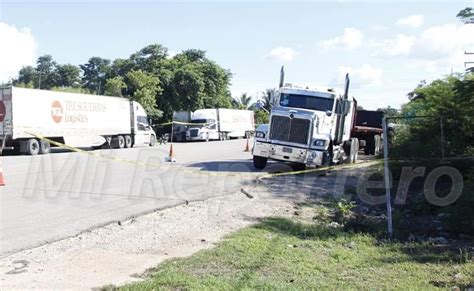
[0, 139, 261, 257]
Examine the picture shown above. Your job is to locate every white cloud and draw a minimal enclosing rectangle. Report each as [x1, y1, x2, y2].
[266, 46, 297, 62]
[405, 23, 474, 74]
[371, 25, 389, 32]
[0, 22, 37, 83]
[373, 34, 417, 56]
[397, 15, 424, 28]
[319, 27, 363, 50]
[419, 23, 474, 56]
[338, 64, 383, 87]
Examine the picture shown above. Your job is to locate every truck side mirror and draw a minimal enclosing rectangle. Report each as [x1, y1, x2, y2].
[326, 110, 332, 116]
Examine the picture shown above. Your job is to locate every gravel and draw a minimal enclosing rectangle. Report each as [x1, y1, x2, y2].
[0, 185, 295, 290]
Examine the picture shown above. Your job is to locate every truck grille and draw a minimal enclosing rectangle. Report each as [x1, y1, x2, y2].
[189, 128, 199, 137]
[269, 116, 310, 145]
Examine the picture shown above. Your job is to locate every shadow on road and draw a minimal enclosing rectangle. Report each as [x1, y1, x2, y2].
[1, 147, 81, 156]
[187, 160, 308, 174]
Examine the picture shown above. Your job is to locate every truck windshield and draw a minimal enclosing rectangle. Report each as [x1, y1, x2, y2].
[190, 119, 215, 128]
[191, 119, 209, 125]
[280, 93, 334, 112]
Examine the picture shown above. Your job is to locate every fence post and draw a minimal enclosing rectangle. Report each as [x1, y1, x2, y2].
[440, 116, 445, 160]
[382, 117, 393, 238]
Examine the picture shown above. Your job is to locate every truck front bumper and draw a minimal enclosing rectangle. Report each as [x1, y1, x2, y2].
[253, 141, 324, 166]
[186, 136, 204, 141]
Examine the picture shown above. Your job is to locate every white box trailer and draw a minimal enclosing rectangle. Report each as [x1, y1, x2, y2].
[186, 108, 255, 141]
[0, 87, 156, 155]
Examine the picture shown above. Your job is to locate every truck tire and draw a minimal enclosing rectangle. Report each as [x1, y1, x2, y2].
[124, 135, 132, 148]
[112, 135, 125, 149]
[26, 139, 40, 156]
[253, 155, 268, 170]
[374, 135, 381, 155]
[39, 140, 51, 155]
[149, 135, 156, 147]
[350, 138, 359, 163]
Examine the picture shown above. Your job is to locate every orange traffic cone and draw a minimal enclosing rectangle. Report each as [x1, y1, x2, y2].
[244, 137, 250, 152]
[165, 144, 176, 162]
[0, 161, 5, 186]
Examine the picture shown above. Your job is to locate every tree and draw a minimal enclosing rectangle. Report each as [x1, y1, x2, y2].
[36, 55, 57, 89]
[392, 74, 474, 158]
[407, 80, 427, 100]
[16, 66, 37, 87]
[457, 7, 474, 24]
[376, 106, 399, 118]
[80, 57, 111, 94]
[234, 93, 252, 109]
[126, 70, 163, 118]
[129, 44, 168, 74]
[55, 64, 81, 88]
[104, 76, 126, 97]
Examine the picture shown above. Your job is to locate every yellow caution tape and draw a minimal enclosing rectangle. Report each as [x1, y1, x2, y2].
[24, 131, 378, 180]
[154, 121, 210, 127]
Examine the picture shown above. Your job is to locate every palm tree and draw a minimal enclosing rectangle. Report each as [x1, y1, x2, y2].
[249, 88, 275, 111]
[233, 93, 252, 110]
[261, 88, 274, 111]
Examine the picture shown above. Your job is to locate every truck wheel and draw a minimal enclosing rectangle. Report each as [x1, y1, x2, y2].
[39, 140, 51, 154]
[350, 138, 359, 163]
[113, 135, 125, 149]
[149, 135, 156, 147]
[124, 135, 132, 148]
[253, 155, 268, 170]
[26, 139, 40, 156]
[374, 135, 381, 155]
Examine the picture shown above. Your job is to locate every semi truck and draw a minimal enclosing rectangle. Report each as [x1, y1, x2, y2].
[171, 111, 192, 142]
[0, 86, 157, 155]
[252, 67, 359, 169]
[185, 108, 255, 142]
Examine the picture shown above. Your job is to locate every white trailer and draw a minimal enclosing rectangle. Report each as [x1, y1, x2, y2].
[186, 108, 254, 141]
[0, 87, 156, 155]
[252, 67, 358, 169]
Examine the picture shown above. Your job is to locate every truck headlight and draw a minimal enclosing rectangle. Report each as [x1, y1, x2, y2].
[255, 131, 266, 138]
[313, 139, 327, 147]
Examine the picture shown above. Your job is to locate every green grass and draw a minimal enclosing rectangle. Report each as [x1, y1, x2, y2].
[111, 216, 474, 290]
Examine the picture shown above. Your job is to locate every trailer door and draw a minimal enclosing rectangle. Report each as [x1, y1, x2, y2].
[0, 87, 13, 140]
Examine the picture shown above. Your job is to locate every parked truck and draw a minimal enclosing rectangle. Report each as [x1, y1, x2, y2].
[0, 86, 157, 155]
[252, 67, 359, 169]
[185, 108, 255, 141]
[172, 111, 192, 142]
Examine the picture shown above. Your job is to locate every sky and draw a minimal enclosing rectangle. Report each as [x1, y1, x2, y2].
[0, 0, 473, 110]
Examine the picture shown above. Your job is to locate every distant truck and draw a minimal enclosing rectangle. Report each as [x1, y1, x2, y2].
[184, 108, 255, 141]
[252, 67, 359, 169]
[352, 110, 383, 155]
[0, 87, 157, 155]
[172, 111, 192, 142]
